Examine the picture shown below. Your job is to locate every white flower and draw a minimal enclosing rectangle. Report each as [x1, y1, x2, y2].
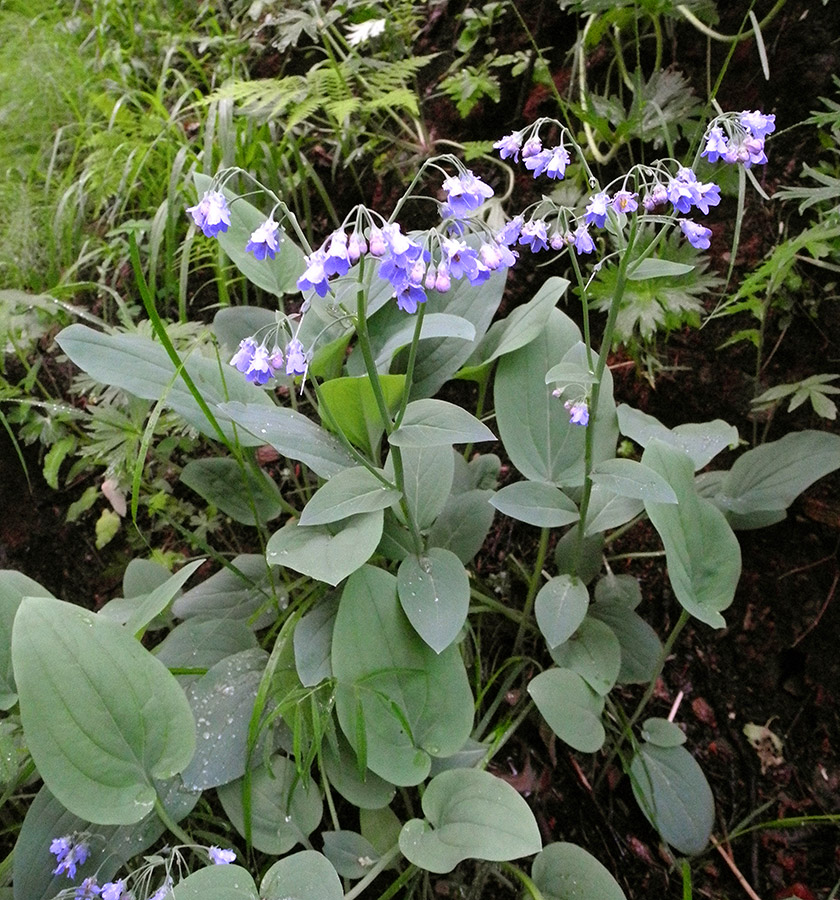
[346, 18, 386, 47]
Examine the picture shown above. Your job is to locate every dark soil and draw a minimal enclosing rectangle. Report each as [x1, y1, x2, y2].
[2, 1, 840, 898]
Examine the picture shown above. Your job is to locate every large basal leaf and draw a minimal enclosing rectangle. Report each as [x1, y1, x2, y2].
[617, 404, 738, 471]
[321, 731, 396, 811]
[194, 172, 305, 297]
[384, 445, 455, 531]
[218, 755, 323, 855]
[642, 441, 741, 629]
[180, 458, 284, 526]
[490, 481, 580, 528]
[181, 648, 269, 790]
[13, 778, 200, 900]
[12, 597, 195, 825]
[398, 768, 542, 873]
[534, 575, 589, 650]
[713, 430, 840, 516]
[266, 510, 384, 587]
[55, 325, 274, 445]
[528, 668, 605, 753]
[260, 851, 343, 900]
[397, 549, 469, 653]
[630, 742, 714, 856]
[154, 618, 258, 685]
[375, 313, 475, 370]
[332, 566, 474, 786]
[531, 842, 627, 900]
[218, 400, 355, 478]
[299, 467, 400, 526]
[495, 308, 617, 487]
[389, 399, 495, 447]
[0, 571, 54, 710]
[162, 863, 258, 900]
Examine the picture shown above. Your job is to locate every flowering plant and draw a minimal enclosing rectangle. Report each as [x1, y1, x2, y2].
[4, 107, 839, 900]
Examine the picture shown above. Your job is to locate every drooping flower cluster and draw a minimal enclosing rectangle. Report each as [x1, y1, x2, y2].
[187, 190, 231, 238]
[701, 110, 775, 168]
[494, 128, 571, 181]
[229, 335, 308, 385]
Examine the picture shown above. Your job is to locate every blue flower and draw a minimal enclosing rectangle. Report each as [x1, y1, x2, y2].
[187, 190, 231, 238]
[434, 265, 451, 292]
[148, 876, 174, 900]
[611, 191, 638, 214]
[493, 132, 523, 161]
[297, 249, 330, 297]
[573, 224, 595, 255]
[693, 181, 720, 215]
[584, 191, 610, 228]
[229, 337, 257, 373]
[642, 183, 668, 211]
[517, 219, 549, 253]
[75, 877, 101, 899]
[679, 219, 712, 250]
[479, 241, 517, 270]
[565, 400, 589, 426]
[100, 880, 126, 900]
[209, 846, 236, 865]
[440, 237, 489, 285]
[245, 218, 280, 260]
[666, 168, 702, 214]
[441, 171, 494, 217]
[740, 110, 775, 139]
[525, 146, 571, 180]
[323, 230, 351, 277]
[244, 345, 273, 385]
[521, 136, 543, 159]
[395, 283, 427, 314]
[285, 339, 308, 376]
[701, 126, 729, 163]
[51, 835, 90, 879]
[497, 215, 524, 246]
[348, 232, 367, 262]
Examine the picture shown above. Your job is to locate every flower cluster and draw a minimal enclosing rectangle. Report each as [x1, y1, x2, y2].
[72, 876, 127, 900]
[494, 130, 571, 181]
[187, 190, 231, 238]
[50, 835, 90, 880]
[702, 110, 775, 168]
[229, 336, 308, 385]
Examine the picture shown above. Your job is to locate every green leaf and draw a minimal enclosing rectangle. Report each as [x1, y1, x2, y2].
[218, 755, 323, 855]
[398, 769, 542, 873]
[427, 488, 495, 564]
[490, 482, 580, 528]
[154, 618, 258, 683]
[321, 731, 396, 810]
[528, 668, 605, 752]
[460, 276, 569, 376]
[56, 325, 275, 445]
[122, 559, 205, 638]
[584, 484, 644, 536]
[496, 309, 617, 486]
[172, 555, 282, 630]
[590, 458, 678, 504]
[543, 342, 598, 387]
[299, 467, 400, 526]
[532, 842, 627, 900]
[389, 399, 495, 447]
[589, 600, 662, 685]
[642, 441, 741, 628]
[714, 431, 840, 516]
[0, 572, 54, 710]
[260, 851, 343, 900]
[194, 173, 305, 297]
[375, 314, 475, 370]
[332, 567, 474, 786]
[266, 511, 384, 586]
[641, 717, 687, 748]
[180, 458, 284, 525]
[549, 616, 621, 696]
[322, 831, 381, 879]
[218, 400, 356, 478]
[617, 404, 738, 471]
[628, 259, 694, 280]
[630, 743, 714, 856]
[384, 445, 455, 530]
[294, 595, 338, 687]
[397, 549, 470, 653]
[12, 597, 195, 824]
[535, 576, 589, 649]
[318, 375, 405, 456]
[162, 863, 258, 899]
[181, 648, 268, 790]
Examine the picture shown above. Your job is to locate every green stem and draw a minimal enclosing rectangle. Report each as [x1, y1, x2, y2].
[154, 795, 192, 844]
[595, 608, 691, 789]
[500, 862, 547, 900]
[513, 527, 550, 656]
[343, 846, 404, 900]
[394, 301, 426, 427]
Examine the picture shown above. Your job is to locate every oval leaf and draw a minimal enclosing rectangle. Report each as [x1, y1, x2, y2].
[162, 863, 258, 900]
[490, 482, 580, 528]
[535, 576, 589, 649]
[260, 851, 343, 900]
[397, 549, 469, 653]
[398, 769, 542, 873]
[528, 668, 605, 753]
[180, 458, 284, 525]
[299, 467, 400, 526]
[12, 597, 195, 824]
[590, 458, 677, 504]
[389, 399, 495, 447]
[549, 616, 621, 696]
[532, 842, 627, 900]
